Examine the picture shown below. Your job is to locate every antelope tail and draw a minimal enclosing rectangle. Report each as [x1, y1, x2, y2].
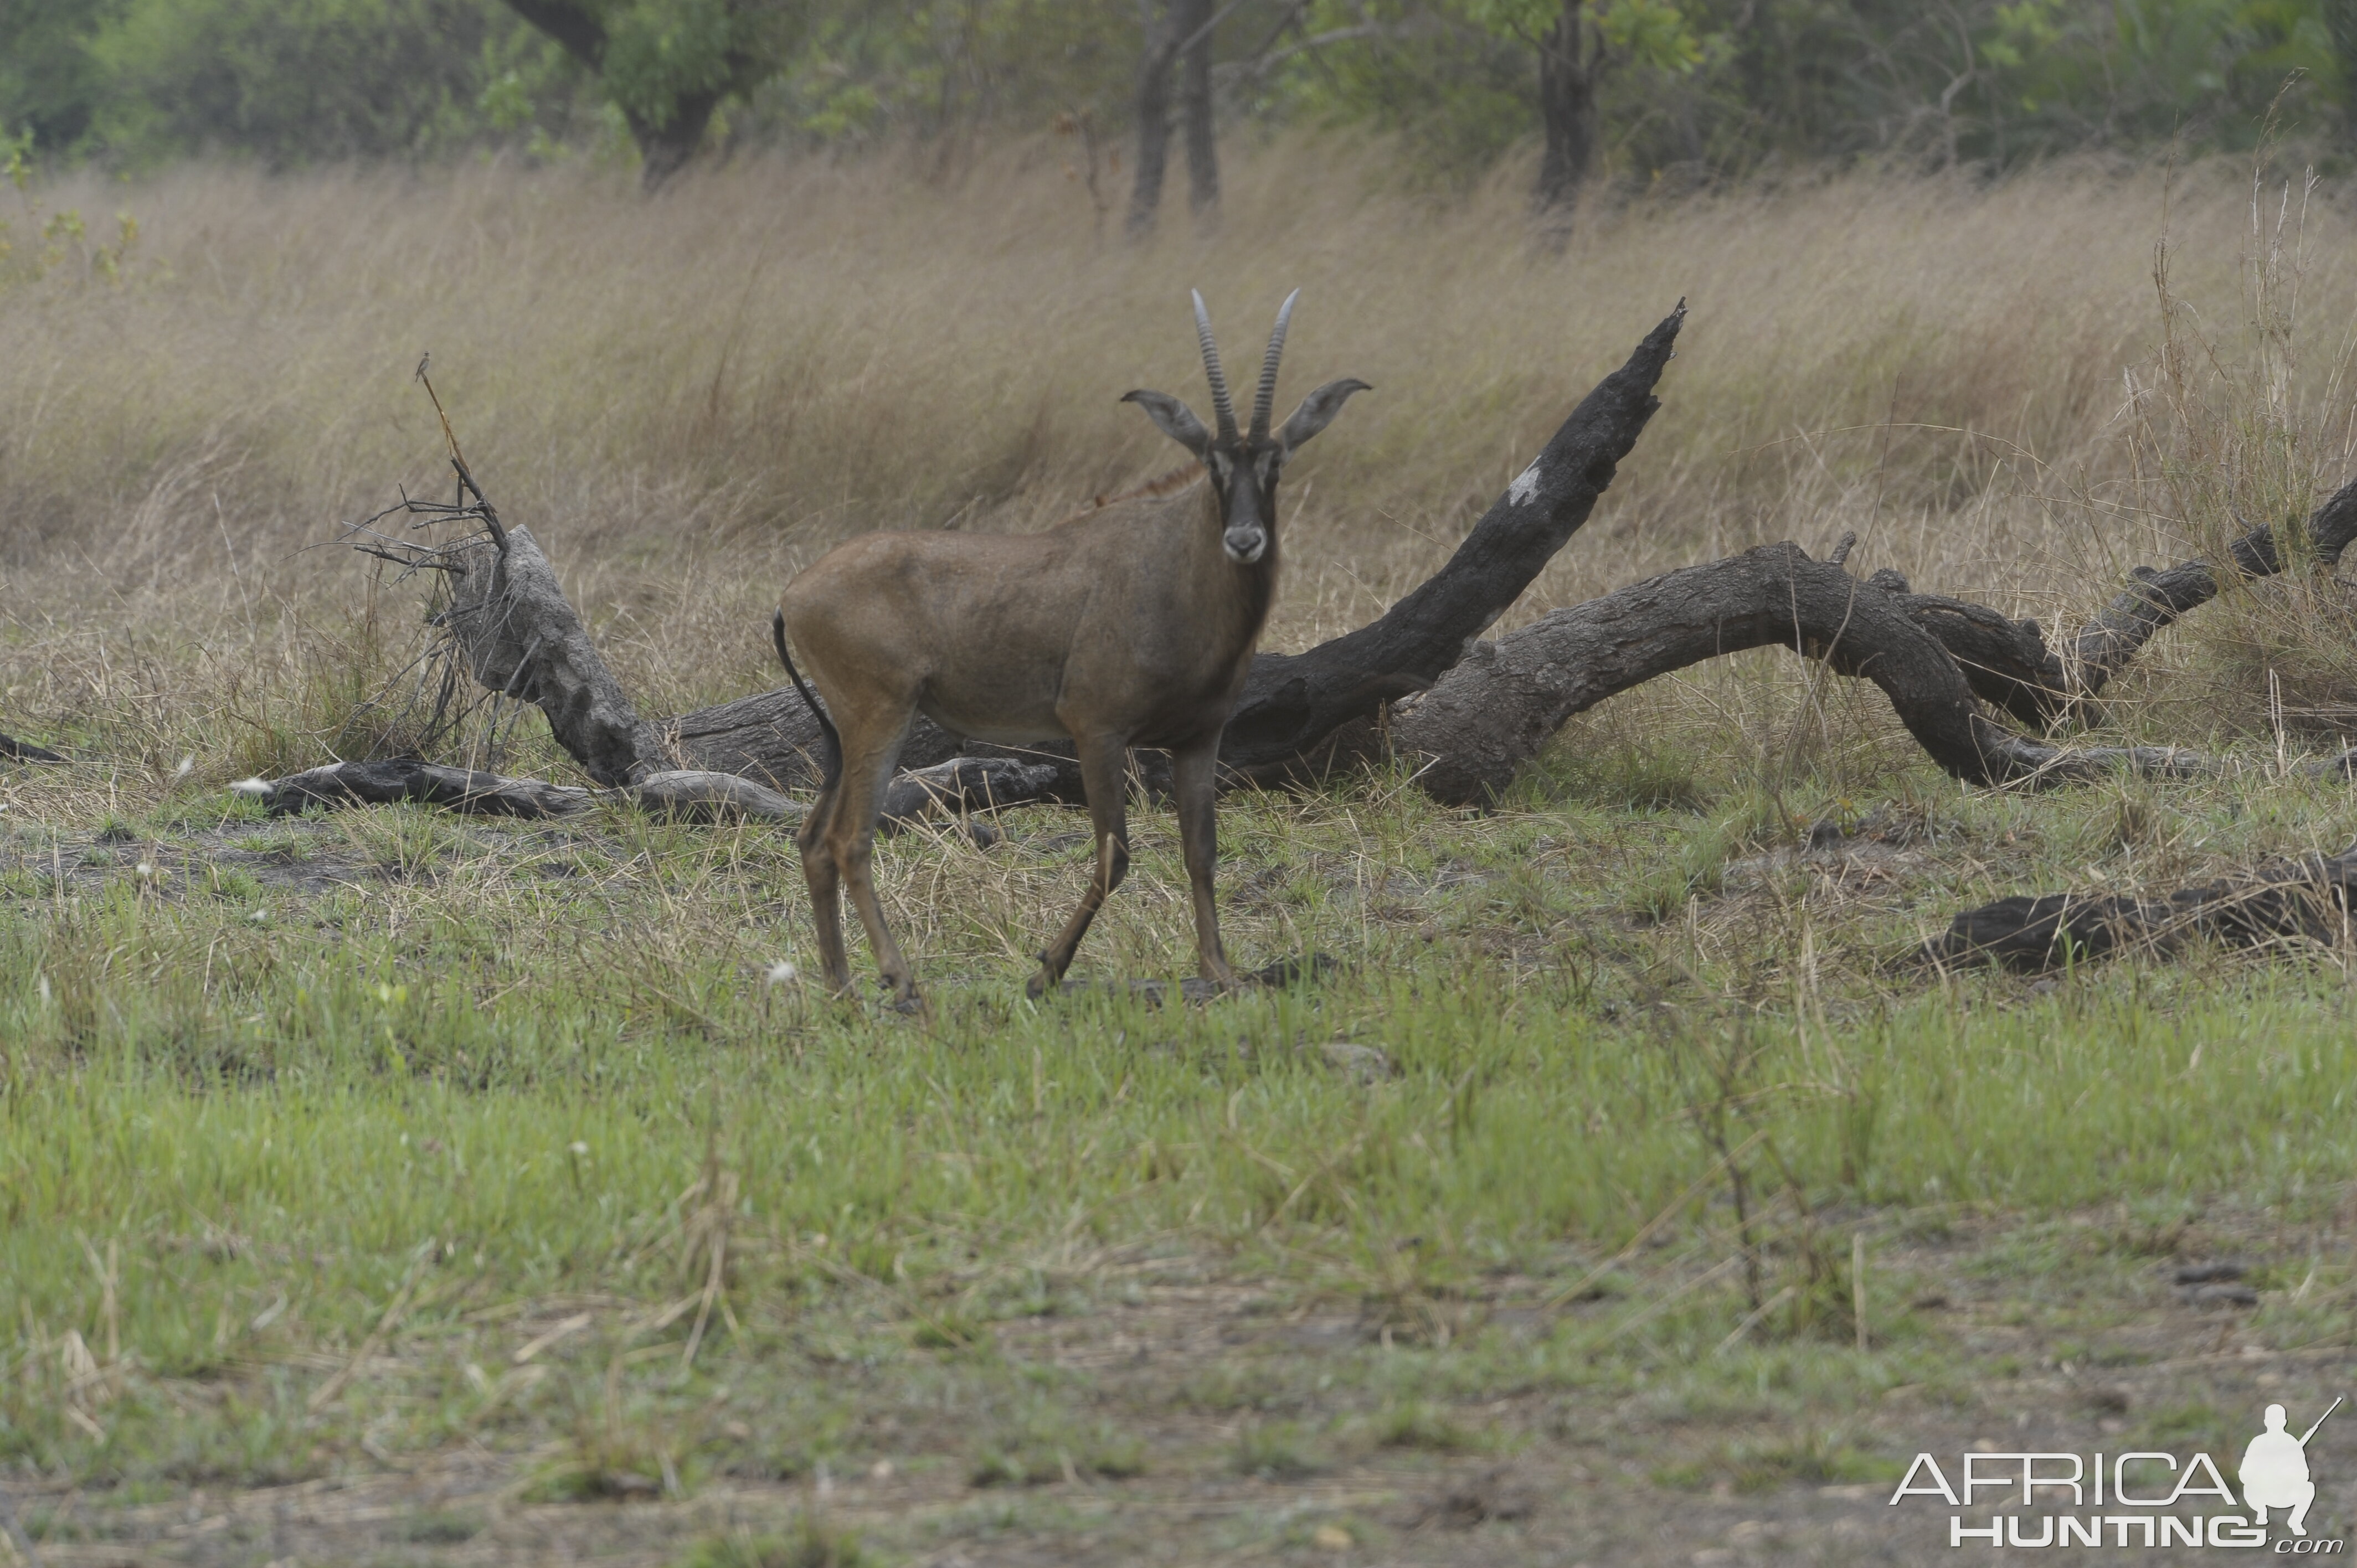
[771, 610, 841, 794]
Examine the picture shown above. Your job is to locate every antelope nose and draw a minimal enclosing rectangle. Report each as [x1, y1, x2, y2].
[1223, 527, 1267, 564]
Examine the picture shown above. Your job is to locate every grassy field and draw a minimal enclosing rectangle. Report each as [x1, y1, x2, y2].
[3, 143, 2357, 1565]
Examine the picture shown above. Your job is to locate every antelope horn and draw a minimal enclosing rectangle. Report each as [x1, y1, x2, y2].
[1192, 290, 1238, 444]
[1250, 288, 1299, 442]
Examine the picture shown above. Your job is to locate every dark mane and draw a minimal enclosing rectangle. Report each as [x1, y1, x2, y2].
[1052, 461, 1205, 528]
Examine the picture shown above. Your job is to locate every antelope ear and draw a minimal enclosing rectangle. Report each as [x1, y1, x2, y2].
[1275, 378, 1371, 457]
[1122, 389, 1213, 458]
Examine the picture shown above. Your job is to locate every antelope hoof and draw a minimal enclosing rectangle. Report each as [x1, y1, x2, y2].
[1025, 966, 1058, 1002]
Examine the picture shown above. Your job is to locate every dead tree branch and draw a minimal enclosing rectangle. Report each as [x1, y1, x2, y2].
[2070, 476, 2357, 704]
[1387, 540, 2206, 807]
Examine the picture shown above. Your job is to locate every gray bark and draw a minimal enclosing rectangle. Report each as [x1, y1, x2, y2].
[241, 759, 594, 819]
[1128, 2, 1179, 235]
[442, 526, 660, 788]
[1180, 0, 1218, 215]
[236, 750, 1055, 834]
[2069, 473, 2357, 703]
[1388, 540, 2205, 807]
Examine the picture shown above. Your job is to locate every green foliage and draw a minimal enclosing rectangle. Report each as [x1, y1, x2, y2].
[83, 0, 559, 167]
[0, 0, 121, 152]
[1284, 0, 2353, 185]
[0, 0, 2352, 181]
[597, 0, 771, 130]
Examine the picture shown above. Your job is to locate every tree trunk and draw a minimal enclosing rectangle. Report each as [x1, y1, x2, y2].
[1179, 0, 1219, 217]
[629, 90, 723, 193]
[2329, 0, 2357, 149]
[1128, 2, 1180, 236]
[1536, 0, 1599, 216]
[500, 0, 745, 193]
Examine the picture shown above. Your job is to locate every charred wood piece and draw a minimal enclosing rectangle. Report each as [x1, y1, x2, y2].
[228, 754, 1053, 833]
[878, 757, 1065, 827]
[234, 760, 591, 818]
[1929, 849, 2357, 973]
[1865, 473, 2357, 732]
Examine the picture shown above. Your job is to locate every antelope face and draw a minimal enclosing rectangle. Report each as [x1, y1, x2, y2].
[1206, 446, 1275, 565]
[1121, 289, 1370, 570]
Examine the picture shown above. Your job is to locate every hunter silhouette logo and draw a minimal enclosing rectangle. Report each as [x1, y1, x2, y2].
[1887, 1393, 2347, 1548]
[2244, 1397, 2339, 1538]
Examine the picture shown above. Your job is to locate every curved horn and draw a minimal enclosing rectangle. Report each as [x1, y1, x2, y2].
[1191, 289, 1238, 443]
[1249, 288, 1299, 442]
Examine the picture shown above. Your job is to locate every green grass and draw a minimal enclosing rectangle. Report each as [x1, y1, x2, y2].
[2, 751, 2354, 1559]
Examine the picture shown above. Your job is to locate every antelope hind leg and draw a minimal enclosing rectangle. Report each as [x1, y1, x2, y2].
[1171, 739, 1238, 988]
[828, 715, 923, 1009]
[1028, 734, 1130, 1000]
[795, 780, 853, 996]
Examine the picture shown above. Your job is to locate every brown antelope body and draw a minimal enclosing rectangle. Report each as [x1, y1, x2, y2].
[773, 291, 1368, 1007]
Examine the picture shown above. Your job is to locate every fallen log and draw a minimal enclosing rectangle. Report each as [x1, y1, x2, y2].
[1388, 538, 2206, 806]
[1928, 848, 2357, 973]
[230, 754, 1056, 835]
[1864, 569, 2072, 731]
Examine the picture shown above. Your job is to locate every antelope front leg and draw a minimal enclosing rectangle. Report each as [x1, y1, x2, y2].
[1171, 739, 1238, 989]
[1028, 734, 1130, 1000]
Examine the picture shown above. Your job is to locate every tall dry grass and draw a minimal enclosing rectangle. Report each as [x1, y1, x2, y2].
[3, 140, 2355, 783]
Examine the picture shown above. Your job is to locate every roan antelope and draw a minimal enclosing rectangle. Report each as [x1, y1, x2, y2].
[771, 290, 1368, 1007]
